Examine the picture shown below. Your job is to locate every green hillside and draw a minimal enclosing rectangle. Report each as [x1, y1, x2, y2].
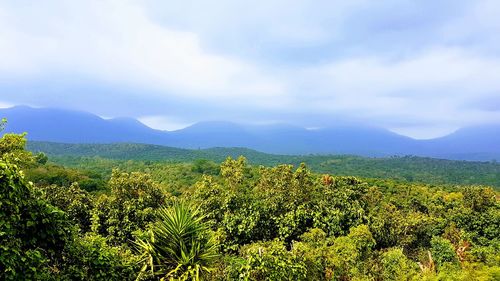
[28, 141, 500, 188]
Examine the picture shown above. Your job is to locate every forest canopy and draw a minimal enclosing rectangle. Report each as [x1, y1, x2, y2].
[1, 124, 499, 280]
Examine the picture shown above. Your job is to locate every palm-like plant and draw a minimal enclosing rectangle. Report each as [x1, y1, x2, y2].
[136, 202, 218, 281]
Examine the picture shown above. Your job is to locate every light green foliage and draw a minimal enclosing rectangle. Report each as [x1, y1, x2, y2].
[469, 239, 500, 266]
[463, 186, 497, 211]
[0, 133, 35, 166]
[229, 225, 376, 281]
[220, 156, 248, 189]
[369, 203, 441, 250]
[430, 236, 459, 269]
[109, 169, 166, 207]
[35, 152, 48, 164]
[449, 186, 499, 246]
[0, 118, 34, 166]
[300, 227, 328, 245]
[91, 169, 168, 245]
[380, 248, 419, 280]
[348, 225, 376, 260]
[63, 233, 138, 280]
[237, 240, 308, 281]
[196, 162, 339, 248]
[196, 160, 373, 253]
[255, 163, 317, 242]
[311, 176, 368, 237]
[195, 158, 499, 280]
[136, 202, 218, 281]
[256, 163, 314, 212]
[291, 228, 331, 280]
[326, 225, 375, 280]
[37, 183, 94, 232]
[329, 236, 361, 279]
[193, 175, 229, 225]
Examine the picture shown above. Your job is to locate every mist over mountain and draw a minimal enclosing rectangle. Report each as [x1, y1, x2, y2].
[1, 106, 499, 160]
[0, 106, 167, 144]
[419, 125, 500, 160]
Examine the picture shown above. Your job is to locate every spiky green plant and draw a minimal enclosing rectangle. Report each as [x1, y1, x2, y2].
[136, 202, 218, 281]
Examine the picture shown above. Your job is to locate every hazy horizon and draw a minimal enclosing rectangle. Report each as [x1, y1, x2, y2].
[0, 103, 467, 140]
[1, 1, 500, 139]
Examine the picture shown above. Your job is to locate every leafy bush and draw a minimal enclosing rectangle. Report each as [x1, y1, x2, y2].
[430, 236, 459, 269]
[136, 202, 218, 281]
[380, 248, 419, 280]
[0, 160, 71, 280]
[237, 240, 308, 281]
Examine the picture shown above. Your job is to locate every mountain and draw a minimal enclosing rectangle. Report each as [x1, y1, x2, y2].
[1, 105, 500, 160]
[168, 121, 256, 149]
[167, 121, 418, 156]
[420, 124, 500, 161]
[0, 106, 169, 144]
[427, 124, 500, 153]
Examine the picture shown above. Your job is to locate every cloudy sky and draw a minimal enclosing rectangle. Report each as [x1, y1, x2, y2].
[1, 0, 500, 138]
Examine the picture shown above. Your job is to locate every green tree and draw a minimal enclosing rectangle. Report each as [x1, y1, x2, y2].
[37, 183, 94, 232]
[327, 225, 375, 280]
[462, 186, 497, 212]
[63, 233, 138, 280]
[220, 156, 247, 189]
[35, 152, 48, 165]
[0, 125, 135, 280]
[380, 248, 419, 280]
[430, 236, 459, 269]
[0, 160, 71, 279]
[0, 118, 5, 131]
[237, 240, 308, 281]
[192, 159, 220, 175]
[91, 170, 167, 244]
[0, 133, 35, 167]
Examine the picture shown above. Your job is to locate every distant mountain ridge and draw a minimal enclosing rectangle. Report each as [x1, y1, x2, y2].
[2, 105, 500, 161]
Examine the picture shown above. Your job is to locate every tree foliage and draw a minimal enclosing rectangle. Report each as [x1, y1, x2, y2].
[1, 125, 500, 280]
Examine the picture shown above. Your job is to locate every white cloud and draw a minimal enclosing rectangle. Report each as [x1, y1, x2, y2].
[289, 47, 500, 132]
[0, 101, 14, 109]
[138, 115, 193, 131]
[389, 125, 459, 140]
[1, 0, 500, 139]
[0, 1, 284, 102]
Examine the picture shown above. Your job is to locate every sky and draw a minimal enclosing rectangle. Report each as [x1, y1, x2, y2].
[1, 0, 500, 139]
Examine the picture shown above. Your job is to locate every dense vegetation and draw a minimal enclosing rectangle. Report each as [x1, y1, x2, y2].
[29, 141, 500, 188]
[2, 122, 500, 280]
